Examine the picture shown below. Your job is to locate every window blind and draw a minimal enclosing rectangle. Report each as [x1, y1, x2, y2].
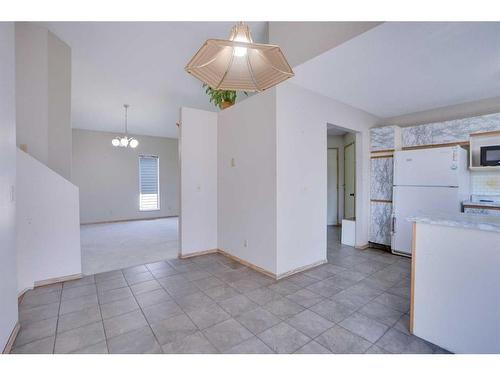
[139, 155, 159, 211]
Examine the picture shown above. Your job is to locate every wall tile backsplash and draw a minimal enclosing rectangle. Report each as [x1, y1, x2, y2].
[471, 171, 500, 195]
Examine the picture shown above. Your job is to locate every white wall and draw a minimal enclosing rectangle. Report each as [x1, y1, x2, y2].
[218, 90, 278, 274]
[72, 129, 179, 224]
[382, 95, 500, 127]
[47, 31, 72, 180]
[276, 82, 378, 249]
[0, 22, 19, 352]
[179, 108, 218, 256]
[15, 23, 72, 180]
[17, 149, 81, 293]
[15, 22, 48, 166]
[276, 85, 327, 274]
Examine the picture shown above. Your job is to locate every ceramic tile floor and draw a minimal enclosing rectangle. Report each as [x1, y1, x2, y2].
[12, 226, 449, 354]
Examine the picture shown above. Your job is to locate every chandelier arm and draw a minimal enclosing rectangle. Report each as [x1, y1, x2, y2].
[125, 105, 128, 135]
[215, 49, 235, 90]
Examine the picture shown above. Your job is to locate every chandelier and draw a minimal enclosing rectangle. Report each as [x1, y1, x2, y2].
[185, 22, 294, 92]
[112, 104, 139, 148]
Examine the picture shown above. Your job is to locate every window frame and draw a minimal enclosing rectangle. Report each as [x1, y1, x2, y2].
[138, 154, 160, 211]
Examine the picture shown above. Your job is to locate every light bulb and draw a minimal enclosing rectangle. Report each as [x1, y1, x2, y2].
[112, 138, 120, 147]
[233, 35, 248, 57]
[234, 46, 247, 57]
[120, 137, 129, 147]
[129, 139, 139, 148]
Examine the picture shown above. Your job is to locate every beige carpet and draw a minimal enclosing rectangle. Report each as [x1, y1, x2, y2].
[81, 217, 179, 275]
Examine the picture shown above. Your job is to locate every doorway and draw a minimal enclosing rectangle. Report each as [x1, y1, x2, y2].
[327, 148, 339, 225]
[344, 141, 356, 219]
[327, 124, 357, 247]
[327, 125, 357, 223]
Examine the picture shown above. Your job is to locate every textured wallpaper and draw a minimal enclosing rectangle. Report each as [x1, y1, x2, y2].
[402, 112, 500, 147]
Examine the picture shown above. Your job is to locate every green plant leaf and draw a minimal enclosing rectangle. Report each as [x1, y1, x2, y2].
[203, 84, 245, 109]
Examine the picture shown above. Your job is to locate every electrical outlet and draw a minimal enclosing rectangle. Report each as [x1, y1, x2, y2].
[243, 239, 248, 247]
[231, 158, 236, 167]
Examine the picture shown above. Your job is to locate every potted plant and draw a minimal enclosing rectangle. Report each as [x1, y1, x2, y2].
[203, 84, 246, 110]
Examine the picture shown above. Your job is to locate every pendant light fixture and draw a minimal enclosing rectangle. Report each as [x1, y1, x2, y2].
[185, 22, 294, 92]
[112, 104, 139, 148]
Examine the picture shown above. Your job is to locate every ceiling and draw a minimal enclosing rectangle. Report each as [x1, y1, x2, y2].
[327, 124, 348, 136]
[291, 22, 500, 118]
[40, 22, 268, 138]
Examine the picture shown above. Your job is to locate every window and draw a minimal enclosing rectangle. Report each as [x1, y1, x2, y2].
[139, 155, 160, 211]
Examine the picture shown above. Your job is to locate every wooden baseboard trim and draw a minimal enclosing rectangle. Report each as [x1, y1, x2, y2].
[179, 249, 327, 281]
[17, 289, 29, 305]
[217, 249, 276, 279]
[355, 243, 370, 250]
[277, 259, 328, 280]
[402, 141, 469, 151]
[179, 249, 219, 259]
[81, 215, 178, 226]
[34, 273, 82, 288]
[371, 153, 394, 159]
[2, 322, 20, 354]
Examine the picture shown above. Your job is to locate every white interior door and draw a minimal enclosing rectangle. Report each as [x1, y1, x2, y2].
[344, 142, 356, 219]
[327, 148, 338, 225]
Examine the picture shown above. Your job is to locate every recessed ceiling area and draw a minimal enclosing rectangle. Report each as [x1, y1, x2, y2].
[291, 22, 500, 118]
[40, 22, 268, 138]
[327, 124, 348, 136]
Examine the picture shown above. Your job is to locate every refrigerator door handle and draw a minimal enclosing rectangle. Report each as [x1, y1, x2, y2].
[391, 215, 396, 234]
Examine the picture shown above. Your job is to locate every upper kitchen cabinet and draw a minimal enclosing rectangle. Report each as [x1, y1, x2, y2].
[370, 125, 401, 152]
[402, 112, 500, 148]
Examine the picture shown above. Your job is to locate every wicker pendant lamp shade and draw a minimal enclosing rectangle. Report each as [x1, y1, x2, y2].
[185, 23, 294, 92]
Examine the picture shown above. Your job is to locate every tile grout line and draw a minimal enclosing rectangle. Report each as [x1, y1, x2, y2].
[93, 279, 110, 354]
[118, 268, 165, 353]
[148, 260, 238, 353]
[150, 258, 279, 353]
[51, 284, 64, 354]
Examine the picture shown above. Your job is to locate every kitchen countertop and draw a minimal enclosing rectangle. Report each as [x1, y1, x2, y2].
[463, 200, 500, 208]
[408, 212, 500, 233]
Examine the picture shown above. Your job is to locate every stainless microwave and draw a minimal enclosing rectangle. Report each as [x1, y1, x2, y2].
[480, 145, 500, 166]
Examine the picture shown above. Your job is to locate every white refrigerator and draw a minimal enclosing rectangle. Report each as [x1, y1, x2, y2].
[391, 146, 470, 256]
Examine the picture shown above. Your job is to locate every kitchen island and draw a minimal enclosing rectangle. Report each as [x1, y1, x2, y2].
[409, 212, 500, 354]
